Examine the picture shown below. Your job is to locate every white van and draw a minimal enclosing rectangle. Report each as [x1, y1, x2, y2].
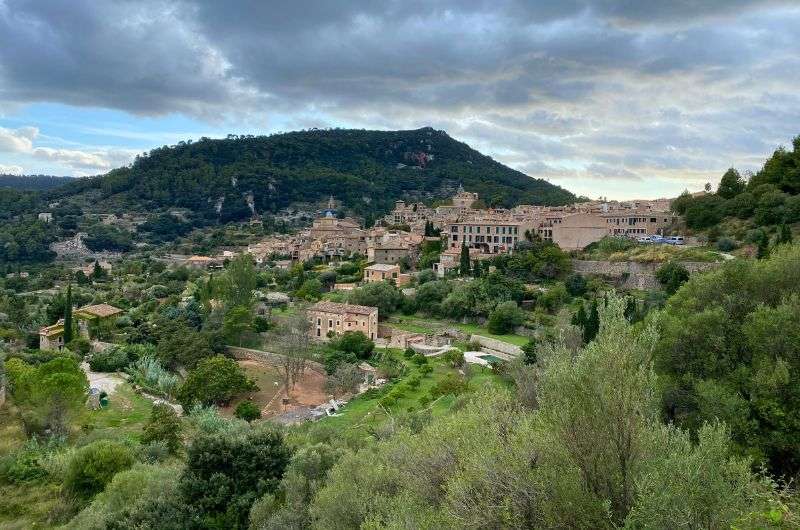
[667, 236, 685, 245]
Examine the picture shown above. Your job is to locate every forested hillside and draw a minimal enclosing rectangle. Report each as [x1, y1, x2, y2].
[0, 174, 72, 191]
[52, 127, 576, 220]
[673, 134, 799, 250]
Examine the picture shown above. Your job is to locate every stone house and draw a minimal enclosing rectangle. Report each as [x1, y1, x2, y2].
[308, 301, 379, 341]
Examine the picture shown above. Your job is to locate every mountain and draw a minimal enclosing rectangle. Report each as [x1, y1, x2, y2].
[0, 174, 73, 191]
[52, 127, 576, 221]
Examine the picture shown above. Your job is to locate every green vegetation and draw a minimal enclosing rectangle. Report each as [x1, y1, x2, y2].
[53, 128, 575, 223]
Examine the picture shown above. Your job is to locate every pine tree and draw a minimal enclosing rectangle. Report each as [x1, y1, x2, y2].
[459, 242, 470, 277]
[63, 284, 73, 344]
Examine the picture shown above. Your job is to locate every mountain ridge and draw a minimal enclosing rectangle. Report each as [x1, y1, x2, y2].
[50, 127, 576, 221]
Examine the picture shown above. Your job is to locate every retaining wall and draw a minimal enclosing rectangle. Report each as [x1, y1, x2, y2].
[226, 346, 327, 375]
[572, 260, 721, 290]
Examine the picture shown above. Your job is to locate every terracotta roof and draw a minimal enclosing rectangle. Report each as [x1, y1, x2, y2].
[187, 255, 214, 262]
[40, 319, 65, 336]
[76, 303, 123, 318]
[309, 301, 377, 316]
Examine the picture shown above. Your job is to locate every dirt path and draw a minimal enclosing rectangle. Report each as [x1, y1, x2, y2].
[80, 361, 125, 395]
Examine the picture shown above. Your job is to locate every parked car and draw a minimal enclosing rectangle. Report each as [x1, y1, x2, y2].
[666, 236, 685, 245]
[650, 235, 666, 244]
[637, 236, 652, 244]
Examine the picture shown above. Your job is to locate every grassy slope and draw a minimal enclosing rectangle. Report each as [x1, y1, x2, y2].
[0, 384, 154, 529]
[387, 315, 530, 347]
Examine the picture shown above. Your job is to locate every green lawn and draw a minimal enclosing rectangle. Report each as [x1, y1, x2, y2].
[81, 383, 155, 440]
[385, 316, 530, 347]
[305, 350, 503, 440]
[452, 323, 530, 347]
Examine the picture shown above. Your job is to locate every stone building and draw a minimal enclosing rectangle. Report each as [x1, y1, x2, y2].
[308, 301, 379, 341]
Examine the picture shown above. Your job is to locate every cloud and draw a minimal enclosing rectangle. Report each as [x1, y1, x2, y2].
[0, 0, 798, 194]
[0, 124, 135, 174]
[0, 163, 23, 174]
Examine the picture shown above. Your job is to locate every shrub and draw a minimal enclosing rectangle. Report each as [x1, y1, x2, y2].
[177, 355, 257, 408]
[253, 316, 271, 332]
[139, 441, 171, 464]
[89, 347, 130, 372]
[403, 347, 416, 359]
[66, 337, 92, 355]
[126, 355, 179, 399]
[487, 300, 526, 334]
[64, 440, 134, 500]
[442, 348, 465, 368]
[419, 364, 433, 375]
[419, 395, 431, 407]
[430, 374, 469, 398]
[379, 396, 396, 408]
[329, 331, 374, 360]
[234, 401, 262, 422]
[0, 447, 46, 484]
[716, 237, 738, 252]
[406, 376, 421, 389]
[141, 403, 183, 454]
[412, 353, 428, 366]
[656, 261, 690, 295]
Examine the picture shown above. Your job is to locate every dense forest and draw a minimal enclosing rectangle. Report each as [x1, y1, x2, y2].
[673, 135, 800, 244]
[0, 174, 73, 191]
[52, 127, 576, 219]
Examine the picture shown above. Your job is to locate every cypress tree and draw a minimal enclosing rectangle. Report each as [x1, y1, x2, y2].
[571, 303, 587, 328]
[63, 284, 73, 344]
[756, 232, 770, 260]
[583, 299, 600, 344]
[459, 242, 470, 277]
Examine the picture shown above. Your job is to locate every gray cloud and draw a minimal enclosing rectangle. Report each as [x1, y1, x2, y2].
[0, 0, 798, 194]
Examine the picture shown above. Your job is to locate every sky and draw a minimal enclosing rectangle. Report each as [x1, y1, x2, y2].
[1, 1, 799, 200]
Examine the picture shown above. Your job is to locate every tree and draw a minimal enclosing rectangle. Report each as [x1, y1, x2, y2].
[223, 305, 253, 346]
[329, 331, 374, 360]
[271, 313, 313, 396]
[348, 281, 403, 316]
[778, 221, 793, 245]
[180, 426, 291, 528]
[487, 300, 525, 334]
[92, 260, 107, 280]
[716, 167, 746, 199]
[63, 283, 73, 344]
[142, 403, 183, 454]
[6, 356, 88, 436]
[582, 299, 600, 343]
[156, 320, 214, 369]
[64, 440, 135, 500]
[656, 261, 690, 295]
[177, 355, 257, 408]
[521, 340, 537, 365]
[221, 254, 256, 309]
[234, 400, 262, 422]
[324, 362, 362, 396]
[756, 231, 770, 259]
[459, 241, 470, 277]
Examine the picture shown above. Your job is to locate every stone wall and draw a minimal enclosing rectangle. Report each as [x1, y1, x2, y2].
[226, 346, 327, 375]
[469, 335, 523, 357]
[572, 260, 721, 290]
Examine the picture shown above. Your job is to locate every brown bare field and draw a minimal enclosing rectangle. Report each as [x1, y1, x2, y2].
[222, 360, 330, 417]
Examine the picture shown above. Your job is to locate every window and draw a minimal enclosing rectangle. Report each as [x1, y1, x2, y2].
[317, 318, 321, 325]
[328, 319, 333, 328]
[316, 328, 321, 337]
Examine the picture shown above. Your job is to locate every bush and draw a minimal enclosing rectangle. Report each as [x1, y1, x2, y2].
[430, 374, 469, 398]
[379, 396, 397, 408]
[716, 237, 738, 252]
[235, 401, 262, 422]
[656, 261, 690, 295]
[323, 349, 358, 375]
[253, 316, 271, 332]
[329, 331, 374, 360]
[141, 403, 183, 454]
[442, 348, 465, 368]
[412, 353, 428, 366]
[419, 364, 433, 375]
[89, 347, 130, 372]
[64, 440, 134, 500]
[177, 355, 257, 408]
[126, 355, 179, 399]
[487, 300, 526, 334]
[66, 337, 92, 355]
[403, 347, 416, 359]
